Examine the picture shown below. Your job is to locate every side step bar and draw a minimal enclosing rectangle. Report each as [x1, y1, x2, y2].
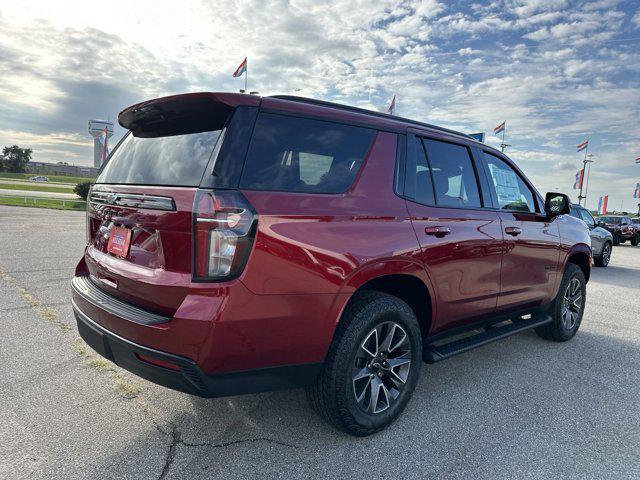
[423, 314, 553, 364]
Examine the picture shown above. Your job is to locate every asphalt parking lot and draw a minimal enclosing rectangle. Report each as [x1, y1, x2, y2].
[1, 204, 639, 479]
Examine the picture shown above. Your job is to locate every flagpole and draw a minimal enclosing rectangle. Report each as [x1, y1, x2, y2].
[501, 124, 506, 152]
[584, 158, 592, 209]
[577, 143, 589, 206]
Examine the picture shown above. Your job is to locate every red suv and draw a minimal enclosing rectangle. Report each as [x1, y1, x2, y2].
[72, 93, 591, 435]
[598, 215, 638, 246]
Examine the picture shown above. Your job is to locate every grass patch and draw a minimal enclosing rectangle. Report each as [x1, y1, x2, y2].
[0, 195, 86, 211]
[116, 381, 142, 399]
[89, 358, 115, 372]
[74, 338, 141, 399]
[0, 182, 76, 194]
[0, 172, 95, 184]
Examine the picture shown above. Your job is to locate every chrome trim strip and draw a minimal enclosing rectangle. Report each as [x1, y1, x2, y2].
[89, 191, 176, 211]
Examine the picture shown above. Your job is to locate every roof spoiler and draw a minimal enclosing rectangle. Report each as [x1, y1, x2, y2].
[118, 92, 260, 138]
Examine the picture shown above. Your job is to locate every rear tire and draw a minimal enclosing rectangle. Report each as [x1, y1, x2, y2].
[535, 264, 586, 342]
[307, 291, 422, 436]
[594, 242, 611, 267]
[632, 234, 639, 247]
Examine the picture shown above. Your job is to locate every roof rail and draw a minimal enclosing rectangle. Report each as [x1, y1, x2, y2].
[270, 95, 474, 140]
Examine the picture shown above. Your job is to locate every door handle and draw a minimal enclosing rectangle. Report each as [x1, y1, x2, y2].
[505, 226, 522, 236]
[425, 226, 451, 237]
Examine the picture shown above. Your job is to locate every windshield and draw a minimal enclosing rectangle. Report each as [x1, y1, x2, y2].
[97, 130, 221, 186]
[599, 216, 621, 224]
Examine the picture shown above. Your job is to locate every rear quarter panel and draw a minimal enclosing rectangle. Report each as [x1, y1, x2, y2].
[240, 131, 421, 297]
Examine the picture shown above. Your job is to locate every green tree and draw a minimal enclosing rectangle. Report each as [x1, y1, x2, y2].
[74, 181, 92, 200]
[1, 145, 33, 173]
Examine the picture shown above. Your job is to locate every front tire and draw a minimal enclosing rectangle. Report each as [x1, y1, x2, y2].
[594, 242, 611, 267]
[307, 291, 422, 436]
[631, 234, 639, 247]
[535, 264, 586, 342]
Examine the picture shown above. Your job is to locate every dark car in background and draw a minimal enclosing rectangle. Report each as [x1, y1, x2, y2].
[598, 215, 638, 246]
[570, 204, 613, 267]
[71, 92, 592, 435]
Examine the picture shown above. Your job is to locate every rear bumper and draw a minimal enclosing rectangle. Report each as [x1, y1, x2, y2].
[73, 298, 322, 398]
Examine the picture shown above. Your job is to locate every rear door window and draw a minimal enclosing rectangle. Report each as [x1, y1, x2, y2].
[97, 131, 221, 186]
[422, 139, 482, 208]
[240, 113, 375, 194]
[404, 135, 435, 205]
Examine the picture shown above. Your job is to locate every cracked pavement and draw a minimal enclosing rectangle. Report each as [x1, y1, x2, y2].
[1, 204, 639, 479]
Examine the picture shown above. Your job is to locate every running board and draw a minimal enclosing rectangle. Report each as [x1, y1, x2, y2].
[423, 314, 553, 364]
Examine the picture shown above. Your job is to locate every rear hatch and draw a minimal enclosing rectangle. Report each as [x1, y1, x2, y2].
[85, 93, 259, 315]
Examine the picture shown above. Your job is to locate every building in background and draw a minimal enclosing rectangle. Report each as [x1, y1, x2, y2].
[26, 161, 98, 178]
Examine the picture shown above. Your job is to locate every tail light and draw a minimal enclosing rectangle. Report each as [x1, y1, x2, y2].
[192, 189, 256, 281]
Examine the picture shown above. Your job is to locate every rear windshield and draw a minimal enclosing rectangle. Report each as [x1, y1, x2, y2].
[599, 216, 621, 224]
[97, 131, 221, 186]
[240, 113, 375, 194]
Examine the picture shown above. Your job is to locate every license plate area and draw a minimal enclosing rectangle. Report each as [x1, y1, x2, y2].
[107, 226, 132, 257]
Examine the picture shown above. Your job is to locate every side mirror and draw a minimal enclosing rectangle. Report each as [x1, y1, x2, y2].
[544, 192, 570, 218]
[597, 220, 606, 227]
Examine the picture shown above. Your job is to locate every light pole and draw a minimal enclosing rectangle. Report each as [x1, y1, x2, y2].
[581, 153, 594, 208]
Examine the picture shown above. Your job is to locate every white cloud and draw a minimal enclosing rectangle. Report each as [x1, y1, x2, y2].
[0, 0, 638, 210]
[510, 0, 568, 18]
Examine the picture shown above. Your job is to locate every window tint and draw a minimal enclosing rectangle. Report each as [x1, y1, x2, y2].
[405, 135, 435, 205]
[599, 216, 620, 224]
[240, 113, 375, 193]
[422, 139, 481, 208]
[97, 131, 221, 186]
[483, 152, 536, 212]
[578, 208, 595, 226]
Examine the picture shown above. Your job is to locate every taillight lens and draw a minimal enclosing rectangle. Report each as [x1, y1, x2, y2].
[193, 189, 256, 281]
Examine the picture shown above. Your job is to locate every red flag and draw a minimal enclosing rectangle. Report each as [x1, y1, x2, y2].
[597, 195, 608, 215]
[573, 169, 584, 190]
[387, 95, 396, 115]
[233, 57, 247, 77]
[577, 140, 589, 152]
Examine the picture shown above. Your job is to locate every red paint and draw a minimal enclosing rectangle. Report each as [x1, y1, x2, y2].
[73, 92, 591, 378]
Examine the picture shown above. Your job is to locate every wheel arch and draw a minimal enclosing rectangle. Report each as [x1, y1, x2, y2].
[564, 243, 591, 283]
[336, 259, 436, 340]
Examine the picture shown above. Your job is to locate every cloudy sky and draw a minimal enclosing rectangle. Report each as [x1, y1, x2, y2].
[1, 0, 639, 210]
